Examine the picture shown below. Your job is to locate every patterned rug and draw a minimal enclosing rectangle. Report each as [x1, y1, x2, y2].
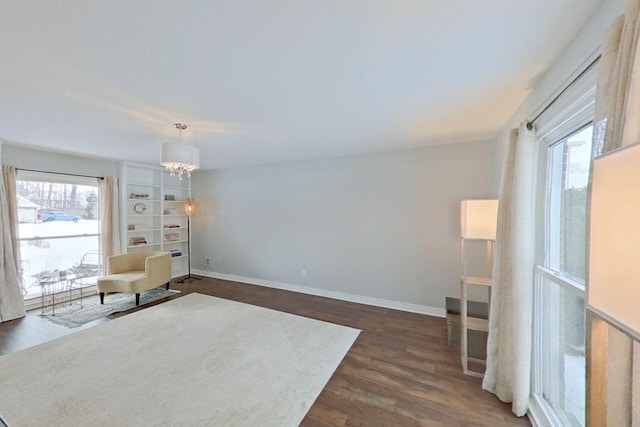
[41, 287, 180, 328]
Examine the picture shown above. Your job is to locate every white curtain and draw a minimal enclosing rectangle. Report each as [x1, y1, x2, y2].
[0, 165, 26, 322]
[590, 0, 640, 424]
[593, 0, 640, 154]
[98, 176, 121, 272]
[482, 123, 537, 417]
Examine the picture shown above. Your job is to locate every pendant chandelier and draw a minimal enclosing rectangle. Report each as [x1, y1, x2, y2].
[160, 123, 200, 179]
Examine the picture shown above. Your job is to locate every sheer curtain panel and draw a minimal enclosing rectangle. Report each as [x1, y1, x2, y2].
[98, 176, 121, 272]
[482, 123, 537, 417]
[0, 165, 26, 322]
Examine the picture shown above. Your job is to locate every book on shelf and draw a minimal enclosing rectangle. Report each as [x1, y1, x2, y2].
[129, 237, 148, 246]
[128, 224, 150, 231]
[129, 193, 149, 199]
[170, 250, 182, 257]
[163, 223, 180, 228]
[164, 233, 180, 242]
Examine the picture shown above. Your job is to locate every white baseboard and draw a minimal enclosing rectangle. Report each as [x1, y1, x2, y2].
[192, 269, 445, 318]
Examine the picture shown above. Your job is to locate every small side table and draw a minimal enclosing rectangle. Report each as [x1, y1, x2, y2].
[39, 274, 84, 315]
[67, 275, 85, 309]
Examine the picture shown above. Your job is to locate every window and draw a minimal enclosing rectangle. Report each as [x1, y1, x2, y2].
[532, 124, 592, 427]
[546, 126, 593, 282]
[528, 58, 599, 426]
[16, 172, 100, 301]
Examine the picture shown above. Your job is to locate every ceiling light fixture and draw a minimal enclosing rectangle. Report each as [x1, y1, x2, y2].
[160, 123, 200, 179]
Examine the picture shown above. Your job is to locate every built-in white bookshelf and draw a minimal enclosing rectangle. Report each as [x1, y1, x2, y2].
[121, 162, 191, 279]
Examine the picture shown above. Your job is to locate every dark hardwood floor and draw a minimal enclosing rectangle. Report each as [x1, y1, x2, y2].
[0, 278, 529, 426]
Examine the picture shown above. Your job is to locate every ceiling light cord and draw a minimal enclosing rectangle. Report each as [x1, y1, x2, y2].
[175, 123, 187, 140]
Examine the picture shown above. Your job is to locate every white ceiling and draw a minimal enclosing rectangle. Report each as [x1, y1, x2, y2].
[0, 1, 601, 170]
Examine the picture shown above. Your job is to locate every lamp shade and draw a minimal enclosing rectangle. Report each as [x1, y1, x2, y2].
[160, 143, 200, 170]
[460, 200, 499, 240]
[183, 197, 198, 216]
[589, 142, 640, 339]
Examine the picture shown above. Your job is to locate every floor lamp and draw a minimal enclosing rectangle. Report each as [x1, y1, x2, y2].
[459, 199, 498, 377]
[178, 197, 201, 283]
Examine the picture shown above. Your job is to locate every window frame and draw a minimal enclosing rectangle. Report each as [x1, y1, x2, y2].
[531, 121, 593, 427]
[16, 170, 101, 307]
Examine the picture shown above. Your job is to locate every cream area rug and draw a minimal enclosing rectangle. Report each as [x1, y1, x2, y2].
[0, 293, 360, 427]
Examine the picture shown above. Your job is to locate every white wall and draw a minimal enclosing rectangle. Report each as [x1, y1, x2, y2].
[1, 143, 118, 177]
[492, 0, 625, 186]
[192, 141, 495, 312]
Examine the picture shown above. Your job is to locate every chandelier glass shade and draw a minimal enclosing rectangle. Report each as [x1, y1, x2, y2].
[160, 123, 200, 179]
[160, 143, 200, 179]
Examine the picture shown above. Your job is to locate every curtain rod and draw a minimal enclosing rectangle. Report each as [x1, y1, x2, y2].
[17, 168, 104, 180]
[526, 54, 601, 131]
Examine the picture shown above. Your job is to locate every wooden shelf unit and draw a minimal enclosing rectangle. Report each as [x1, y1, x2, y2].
[460, 240, 493, 378]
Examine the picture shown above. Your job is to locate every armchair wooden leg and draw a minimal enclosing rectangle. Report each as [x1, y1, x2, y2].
[99, 292, 105, 305]
[446, 316, 452, 346]
[166, 281, 170, 290]
[135, 293, 140, 306]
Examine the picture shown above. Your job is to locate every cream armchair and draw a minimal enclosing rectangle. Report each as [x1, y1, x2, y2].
[97, 251, 172, 306]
